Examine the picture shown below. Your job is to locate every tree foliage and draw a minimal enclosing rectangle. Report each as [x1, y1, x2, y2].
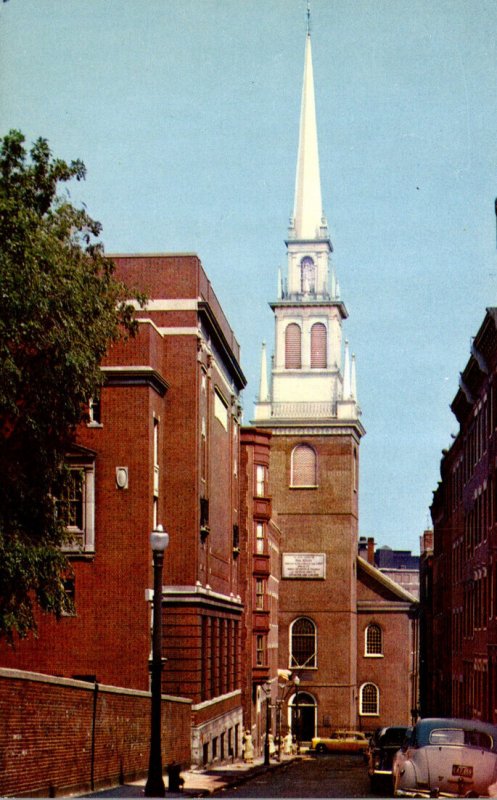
[0, 130, 141, 641]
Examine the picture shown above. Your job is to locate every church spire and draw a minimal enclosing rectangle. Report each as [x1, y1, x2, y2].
[290, 24, 327, 241]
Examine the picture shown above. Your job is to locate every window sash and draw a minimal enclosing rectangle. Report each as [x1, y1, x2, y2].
[291, 618, 316, 668]
[360, 683, 379, 715]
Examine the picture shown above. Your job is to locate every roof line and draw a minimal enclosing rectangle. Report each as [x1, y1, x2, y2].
[357, 556, 418, 603]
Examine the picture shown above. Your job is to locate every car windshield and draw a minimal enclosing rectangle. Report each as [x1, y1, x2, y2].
[429, 728, 493, 750]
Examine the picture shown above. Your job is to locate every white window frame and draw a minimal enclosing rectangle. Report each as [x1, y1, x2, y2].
[359, 682, 380, 716]
[61, 464, 95, 554]
[255, 464, 266, 497]
[364, 623, 383, 657]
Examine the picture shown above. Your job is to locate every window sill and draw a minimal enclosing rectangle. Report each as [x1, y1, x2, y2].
[288, 666, 318, 671]
[289, 485, 318, 490]
[87, 422, 103, 429]
[364, 654, 384, 659]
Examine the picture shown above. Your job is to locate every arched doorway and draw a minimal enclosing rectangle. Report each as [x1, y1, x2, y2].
[289, 691, 316, 743]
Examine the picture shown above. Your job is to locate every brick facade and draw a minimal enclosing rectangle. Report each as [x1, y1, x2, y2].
[0, 254, 247, 780]
[427, 308, 497, 722]
[0, 668, 191, 798]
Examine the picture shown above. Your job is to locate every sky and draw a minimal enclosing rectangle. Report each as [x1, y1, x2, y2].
[1, 0, 497, 555]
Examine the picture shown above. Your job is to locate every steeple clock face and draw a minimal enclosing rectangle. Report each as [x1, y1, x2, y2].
[301, 256, 316, 295]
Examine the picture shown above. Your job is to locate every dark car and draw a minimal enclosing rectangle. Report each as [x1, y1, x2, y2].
[368, 726, 407, 789]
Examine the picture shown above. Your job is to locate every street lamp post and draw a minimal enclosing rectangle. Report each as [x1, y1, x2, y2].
[145, 525, 169, 798]
[293, 675, 300, 755]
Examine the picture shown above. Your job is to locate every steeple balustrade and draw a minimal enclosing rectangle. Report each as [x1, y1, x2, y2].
[271, 401, 337, 419]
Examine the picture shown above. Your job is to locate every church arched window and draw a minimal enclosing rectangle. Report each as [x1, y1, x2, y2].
[285, 323, 302, 369]
[310, 322, 327, 368]
[359, 683, 379, 716]
[300, 256, 316, 294]
[290, 617, 317, 668]
[365, 623, 383, 656]
[291, 444, 317, 487]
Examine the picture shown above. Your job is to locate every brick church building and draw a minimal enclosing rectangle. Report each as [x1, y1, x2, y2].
[253, 27, 418, 737]
[0, 18, 419, 796]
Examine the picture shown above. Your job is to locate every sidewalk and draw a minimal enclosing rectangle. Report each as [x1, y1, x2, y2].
[78, 753, 297, 798]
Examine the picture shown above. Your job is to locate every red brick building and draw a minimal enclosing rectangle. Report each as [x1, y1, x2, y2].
[427, 308, 497, 722]
[1, 254, 247, 769]
[253, 28, 418, 737]
[239, 427, 281, 754]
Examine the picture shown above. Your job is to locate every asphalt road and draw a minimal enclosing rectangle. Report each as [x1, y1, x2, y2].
[212, 752, 390, 798]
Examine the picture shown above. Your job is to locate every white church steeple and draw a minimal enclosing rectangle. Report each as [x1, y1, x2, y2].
[253, 14, 361, 429]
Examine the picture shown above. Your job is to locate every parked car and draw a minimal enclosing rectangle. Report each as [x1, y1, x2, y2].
[311, 730, 369, 754]
[392, 717, 497, 797]
[367, 726, 407, 789]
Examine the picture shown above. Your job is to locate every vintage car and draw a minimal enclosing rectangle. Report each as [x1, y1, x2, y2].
[392, 717, 497, 797]
[367, 726, 407, 788]
[311, 730, 369, 754]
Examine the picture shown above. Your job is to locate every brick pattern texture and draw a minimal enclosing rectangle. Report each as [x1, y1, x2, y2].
[0, 670, 191, 798]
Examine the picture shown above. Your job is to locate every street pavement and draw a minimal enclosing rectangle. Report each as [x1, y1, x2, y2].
[73, 753, 296, 799]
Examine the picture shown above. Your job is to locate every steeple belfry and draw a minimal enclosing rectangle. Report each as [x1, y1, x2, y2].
[291, 32, 326, 241]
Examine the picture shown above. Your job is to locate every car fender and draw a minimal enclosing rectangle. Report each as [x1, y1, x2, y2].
[394, 759, 418, 795]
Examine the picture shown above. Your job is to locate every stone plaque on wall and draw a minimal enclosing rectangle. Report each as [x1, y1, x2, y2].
[282, 552, 326, 579]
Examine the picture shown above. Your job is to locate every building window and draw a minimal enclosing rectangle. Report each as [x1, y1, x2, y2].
[61, 577, 76, 616]
[214, 389, 228, 430]
[300, 256, 316, 294]
[256, 522, 265, 554]
[60, 465, 95, 553]
[365, 623, 383, 656]
[360, 683, 379, 715]
[290, 617, 317, 668]
[285, 323, 302, 369]
[291, 444, 317, 487]
[310, 323, 327, 368]
[256, 464, 266, 497]
[255, 578, 265, 610]
[88, 394, 101, 425]
[256, 634, 266, 666]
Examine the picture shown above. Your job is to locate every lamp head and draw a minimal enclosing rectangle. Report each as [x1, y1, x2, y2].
[293, 675, 300, 686]
[150, 524, 169, 552]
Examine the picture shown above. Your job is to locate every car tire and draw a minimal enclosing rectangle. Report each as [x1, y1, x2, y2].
[315, 743, 328, 754]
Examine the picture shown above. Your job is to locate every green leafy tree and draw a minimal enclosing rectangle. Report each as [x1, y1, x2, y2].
[0, 130, 141, 641]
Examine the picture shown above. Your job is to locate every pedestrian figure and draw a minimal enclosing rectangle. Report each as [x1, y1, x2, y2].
[283, 731, 293, 755]
[243, 731, 254, 762]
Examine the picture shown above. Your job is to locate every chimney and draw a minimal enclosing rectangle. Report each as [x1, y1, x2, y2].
[367, 537, 375, 565]
[421, 530, 433, 553]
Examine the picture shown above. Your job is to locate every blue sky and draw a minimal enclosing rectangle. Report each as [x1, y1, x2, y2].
[2, 0, 497, 554]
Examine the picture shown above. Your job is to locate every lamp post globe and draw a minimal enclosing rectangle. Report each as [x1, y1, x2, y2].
[145, 524, 169, 798]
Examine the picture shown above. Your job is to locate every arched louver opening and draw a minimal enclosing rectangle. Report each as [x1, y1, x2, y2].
[310, 322, 327, 368]
[285, 323, 302, 369]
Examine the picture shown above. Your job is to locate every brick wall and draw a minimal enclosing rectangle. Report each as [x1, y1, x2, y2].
[0, 668, 191, 798]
